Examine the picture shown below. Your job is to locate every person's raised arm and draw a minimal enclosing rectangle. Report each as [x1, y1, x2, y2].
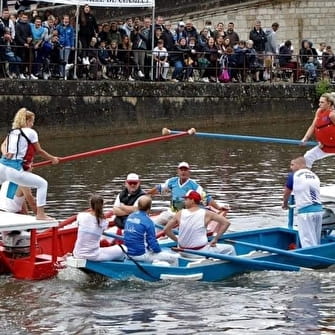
[301, 111, 319, 144]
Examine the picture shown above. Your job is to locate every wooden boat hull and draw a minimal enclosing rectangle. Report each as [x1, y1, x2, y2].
[66, 227, 335, 282]
[2, 205, 335, 281]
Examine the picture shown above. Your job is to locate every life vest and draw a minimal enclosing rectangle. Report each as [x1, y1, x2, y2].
[114, 187, 145, 229]
[315, 108, 335, 153]
[7, 129, 36, 170]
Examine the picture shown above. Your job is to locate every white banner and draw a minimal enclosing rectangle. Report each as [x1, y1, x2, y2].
[39, 0, 154, 7]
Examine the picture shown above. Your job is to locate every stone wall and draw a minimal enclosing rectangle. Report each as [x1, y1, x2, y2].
[0, 80, 317, 138]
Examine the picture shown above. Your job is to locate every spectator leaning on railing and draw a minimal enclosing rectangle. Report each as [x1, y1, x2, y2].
[0, 27, 22, 78]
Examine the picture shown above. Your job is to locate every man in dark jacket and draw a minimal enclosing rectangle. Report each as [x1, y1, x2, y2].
[249, 20, 267, 80]
[15, 12, 33, 78]
[249, 20, 267, 52]
[113, 173, 146, 229]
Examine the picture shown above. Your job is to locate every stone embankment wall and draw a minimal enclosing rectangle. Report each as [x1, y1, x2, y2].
[0, 81, 317, 138]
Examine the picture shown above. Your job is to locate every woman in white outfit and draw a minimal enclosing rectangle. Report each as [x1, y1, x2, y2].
[0, 107, 59, 220]
[73, 194, 125, 261]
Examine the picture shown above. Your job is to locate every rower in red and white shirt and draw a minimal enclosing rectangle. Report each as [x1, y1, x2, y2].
[164, 190, 236, 255]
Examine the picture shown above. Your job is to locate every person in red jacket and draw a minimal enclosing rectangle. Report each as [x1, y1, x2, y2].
[301, 93, 335, 168]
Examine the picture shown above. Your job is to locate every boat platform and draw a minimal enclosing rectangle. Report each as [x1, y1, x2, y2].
[0, 212, 59, 280]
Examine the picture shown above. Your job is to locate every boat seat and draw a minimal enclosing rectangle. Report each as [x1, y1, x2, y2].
[186, 258, 222, 267]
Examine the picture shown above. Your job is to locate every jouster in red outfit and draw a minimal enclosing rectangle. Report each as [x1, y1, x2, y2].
[315, 107, 335, 153]
[302, 93, 335, 168]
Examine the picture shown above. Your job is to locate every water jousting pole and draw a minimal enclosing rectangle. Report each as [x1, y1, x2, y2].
[163, 129, 317, 146]
[33, 128, 196, 168]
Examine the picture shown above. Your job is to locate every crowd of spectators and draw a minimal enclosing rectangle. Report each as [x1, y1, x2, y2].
[0, 3, 334, 83]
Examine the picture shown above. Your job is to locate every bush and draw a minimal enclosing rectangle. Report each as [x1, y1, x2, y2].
[315, 79, 332, 98]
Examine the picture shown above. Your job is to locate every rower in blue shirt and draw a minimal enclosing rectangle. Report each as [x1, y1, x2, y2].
[147, 161, 229, 225]
[123, 195, 178, 264]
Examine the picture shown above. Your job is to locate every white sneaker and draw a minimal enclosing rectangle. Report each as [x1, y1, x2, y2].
[188, 77, 194, 82]
[138, 70, 144, 78]
[65, 63, 74, 71]
[19, 74, 26, 79]
[128, 75, 135, 81]
[102, 74, 109, 79]
[30, 74, 38, 80]
[171, 78, 179, 82]
[201, 77, 209, 82]
[82, 57, 90, 65]
[43, 72, 49, 80]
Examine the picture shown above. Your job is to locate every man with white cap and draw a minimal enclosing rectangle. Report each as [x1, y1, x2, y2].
[113, 173, 145, 229]
[148, 162, 228, 225]
[164, 190, 235, 255]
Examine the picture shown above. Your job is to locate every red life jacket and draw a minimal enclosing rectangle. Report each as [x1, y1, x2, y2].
[7, 129, 36, 170]
[315, 108, 335, 153]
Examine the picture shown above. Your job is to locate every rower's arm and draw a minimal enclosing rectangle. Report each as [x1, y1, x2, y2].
[208, 198, 229, 212]
[282, 187, 292, 210]
[164, 212, 180, 242]
[206, 211, 230, 245]
[146, 186, 159, 196]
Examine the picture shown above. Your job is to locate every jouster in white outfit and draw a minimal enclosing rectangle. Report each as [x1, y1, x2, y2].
[0, 128, 47, 207]
[73, 212, 125, 261]
[288, 168, 323, 248]
[178, 208, 235, 255]
[0, 181, 25, 213]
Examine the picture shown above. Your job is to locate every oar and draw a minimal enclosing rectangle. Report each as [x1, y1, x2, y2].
[225, 239, 335, 266]
[33, 128, 196, 168]
[164, 129, 317, 146]
[172, 247, 300, 272]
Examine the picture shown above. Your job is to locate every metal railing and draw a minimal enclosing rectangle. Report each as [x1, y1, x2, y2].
[0, 45, 331, 83]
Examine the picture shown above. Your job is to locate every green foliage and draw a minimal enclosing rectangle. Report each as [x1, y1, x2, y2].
[315, 79, 332, 98]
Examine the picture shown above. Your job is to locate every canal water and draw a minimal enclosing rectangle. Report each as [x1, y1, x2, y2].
[1, 120, 335, 334]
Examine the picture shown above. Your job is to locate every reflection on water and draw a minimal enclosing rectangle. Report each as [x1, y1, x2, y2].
[1, 121, 335, 334]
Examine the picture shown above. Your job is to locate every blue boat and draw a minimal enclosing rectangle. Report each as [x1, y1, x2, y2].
[66, 186, 335, 282]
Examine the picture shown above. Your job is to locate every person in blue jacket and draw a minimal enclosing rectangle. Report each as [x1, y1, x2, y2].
[124, 195, 178, 264]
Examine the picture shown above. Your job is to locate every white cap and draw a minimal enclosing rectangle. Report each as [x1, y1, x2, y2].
[126, 173, 140, 181]
[179, 21, 185, 26]
[178, 162, 190, 169]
